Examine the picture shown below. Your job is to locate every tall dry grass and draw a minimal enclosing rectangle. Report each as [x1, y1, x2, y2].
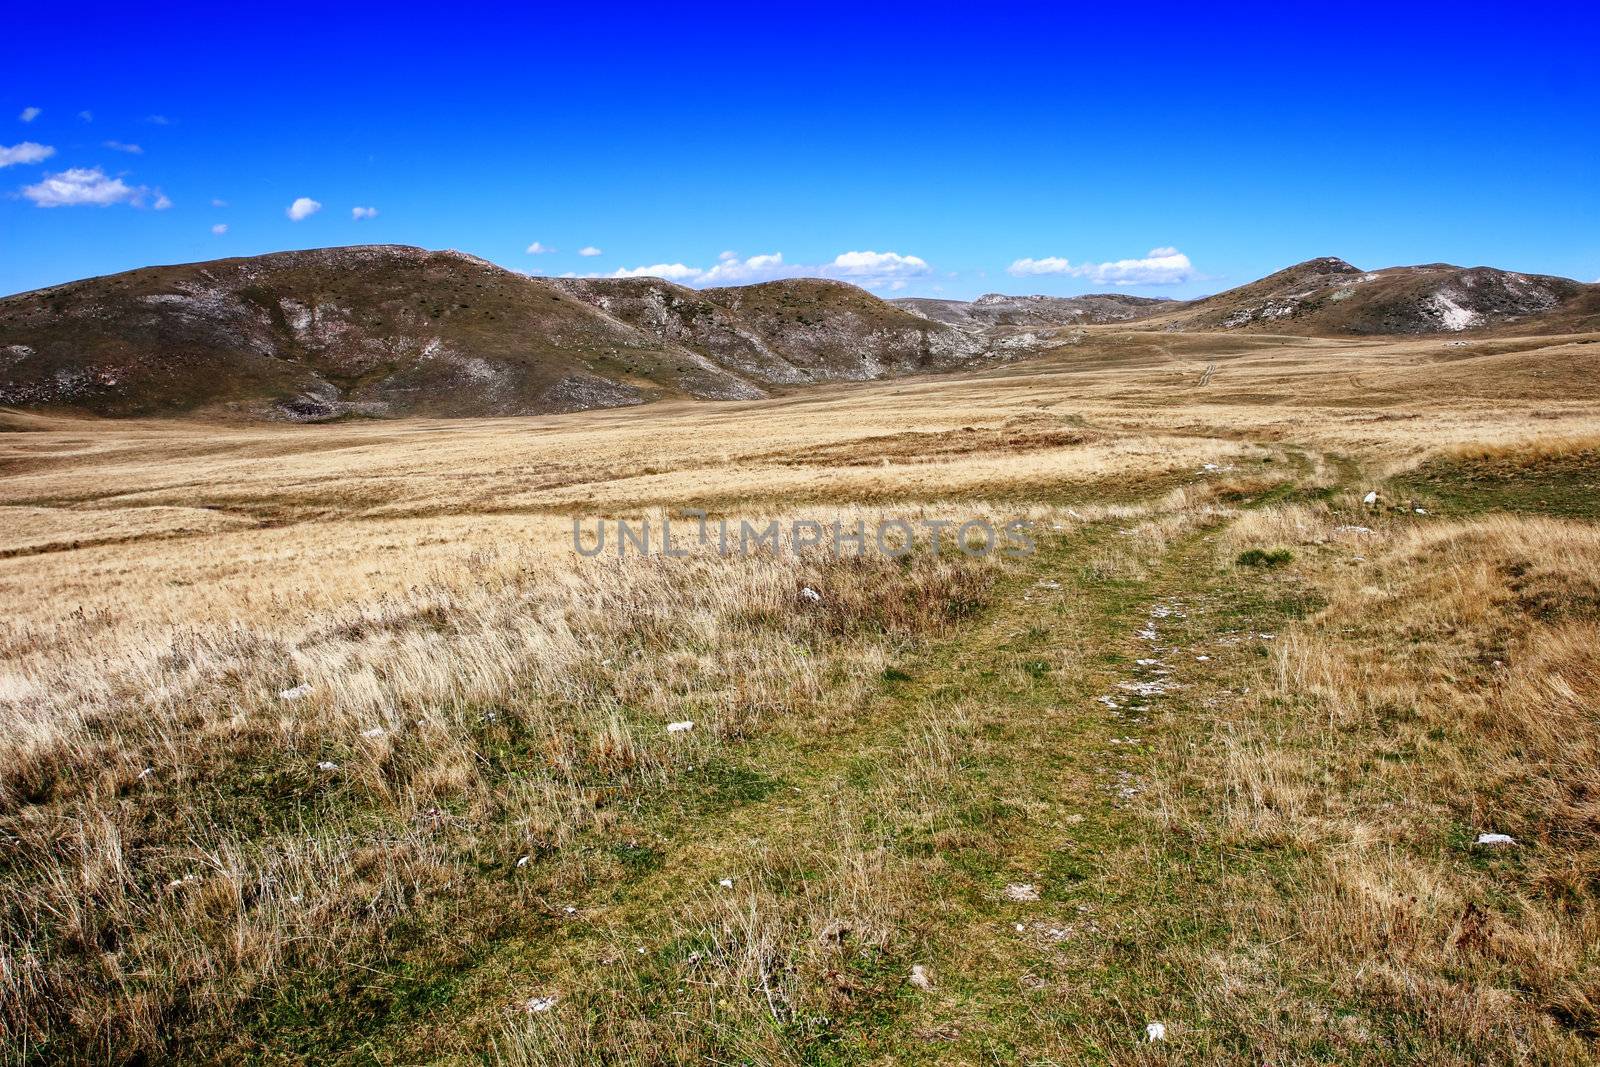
[0, 506, 1007, 1062]
[1160, 511, 1600, 1062]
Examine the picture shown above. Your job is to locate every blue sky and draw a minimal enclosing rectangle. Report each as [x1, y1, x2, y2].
[4, 1, 1597, 300]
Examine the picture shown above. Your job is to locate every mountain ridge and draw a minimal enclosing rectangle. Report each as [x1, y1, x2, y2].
[4, 248, 1596, 421]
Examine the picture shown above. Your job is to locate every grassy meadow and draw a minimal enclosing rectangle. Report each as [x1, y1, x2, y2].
[3, 328, 1600, 1063]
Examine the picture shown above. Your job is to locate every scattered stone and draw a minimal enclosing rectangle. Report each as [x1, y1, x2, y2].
[516, 855, 531, 868]
[1475, 832, 1516, 847]
[137, 766, 154, 780]
[1363, 491, 1379, 505]
[279, 683, 313, 701]
[1414, 508, 1428, 515]
[1146, 1021, 1167, 1042]
[522, 995, 558, 1013]
[666, 720, 695, 733]
[909, 964, 933, 990]
[799, 586, 822, 602]
[1004, 883, 1040, 902]
[316, 761, 339, 772]
[359, 726, 385, 739]
[718, 878, 734, 889]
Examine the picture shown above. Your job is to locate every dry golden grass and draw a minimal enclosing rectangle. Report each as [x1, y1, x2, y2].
[1157, 511, 1600, 1063]
[5, 328, 1600, 1063]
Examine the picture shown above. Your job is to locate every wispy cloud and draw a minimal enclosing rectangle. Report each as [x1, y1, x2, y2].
[210, 198, 227, 207]
[78, 110, 93, 122]
[103, 140, 142, 154]
[0, 142, 55, 168]
[1006, 246, 1195, 286]
[153, 193, 172, 210]
[145, 114, 171, 125]
[286, 196, 321, 221]
[212, 223, 228, 235]
[577, 246, 602, 257]
[22, 166, 141, 207]
[351, 205, 378, 220]
[19, 107, 41, 123]
[526, 241, 555, 254]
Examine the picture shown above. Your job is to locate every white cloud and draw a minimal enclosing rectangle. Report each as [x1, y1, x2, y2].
[610, 262, 704, 281]
[78, 110, 93, 122]
[351, 205, 378, 220]
[820, 250, 931, 288]
[0, 141, 54, 168]
[103, 140, 142, 154]
[286, 196, 321, 221]
[1006, 256, 1072, 276]
[153, 192, 172, 210]
[21, 166, 141, 207]
[1006, 247, 1195, 286]
[210, 198, 227, 207]
[526, 241, 555, 254]
[595, 249, 933, 290]
[211, 223, 228, 235]
[19, 107, 41, 123]
[700, 251, 785, 284]
[145, 114, 170, 125]
[577, 246, 602, 256]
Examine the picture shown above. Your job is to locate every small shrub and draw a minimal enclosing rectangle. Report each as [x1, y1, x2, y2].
[1236, 547, 1294, 568]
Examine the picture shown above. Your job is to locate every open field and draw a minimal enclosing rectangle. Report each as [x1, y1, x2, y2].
[5, 328, 1600, 1063]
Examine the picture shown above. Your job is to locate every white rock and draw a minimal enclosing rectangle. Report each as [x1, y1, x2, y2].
[718, 877, 734, 889]
[1414, 508, 1428, 515]
[137, 766, 154, 780]
[523, 995, 558, 1013]
[908, 964, 932, 990]
[1475, 832, 1516, 846]
[666, 720, 695, 733]
[516, 855, 531, 868]
[1146, 1021, 1167, 1042]
[360, 726, 385, 739]
[800, 586, 822, 602]
[1004, 883, 1040, 902]
[316, 761, 339, 771]
[279, 683, 313, 701]
[1362, 491, 1379, 505]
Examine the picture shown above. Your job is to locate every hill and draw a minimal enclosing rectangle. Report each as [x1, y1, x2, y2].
[1144, 257, 1600, 335]
[895, 292, 1175, 327]
[0, 246, 989, 421]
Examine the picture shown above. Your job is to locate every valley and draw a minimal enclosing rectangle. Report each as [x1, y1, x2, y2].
[4, 326, 1600, 1062]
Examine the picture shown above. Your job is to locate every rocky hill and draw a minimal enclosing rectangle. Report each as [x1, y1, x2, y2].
[6, 247, 1596, 421]
[895, 292, 1175, 327]
[1144, 257, 1600, 335]
[0, 246, 992, 421]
